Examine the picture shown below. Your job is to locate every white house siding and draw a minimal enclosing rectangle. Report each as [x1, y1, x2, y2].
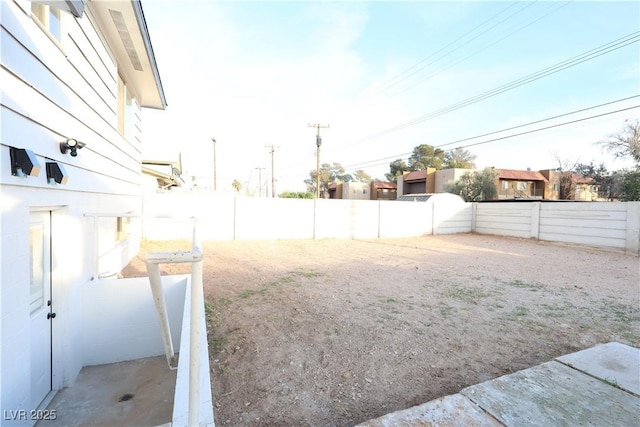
[1, 0, 156, 422]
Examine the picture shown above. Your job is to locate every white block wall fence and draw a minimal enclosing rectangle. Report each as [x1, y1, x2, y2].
[143, 193, 640, 255]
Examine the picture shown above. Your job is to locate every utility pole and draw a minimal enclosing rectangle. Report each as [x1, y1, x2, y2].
[211, 137, 217, 191]
[255, 167, 265, 197]
[265, 145, 279, 198]
[308, 123, 329, 198]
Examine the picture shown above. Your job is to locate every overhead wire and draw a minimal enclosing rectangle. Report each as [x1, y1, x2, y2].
[342, 96, 640, 170]
[342, 31, 639, 147]
[339, 1, 525, 111]
[374, 1, 573, 105]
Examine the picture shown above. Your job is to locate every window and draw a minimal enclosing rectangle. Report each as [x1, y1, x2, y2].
[517, 182, 527, 191]
[116, 217, 130, 242]
[553, 183, 559, 192]
[31, 3, 62, 42]
[118, 75, 134, 139]
[30, 224, 45, 314]
[502, 181, 509, 190]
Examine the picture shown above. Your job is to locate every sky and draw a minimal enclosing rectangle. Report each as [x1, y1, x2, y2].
[140, 0, 640, 194]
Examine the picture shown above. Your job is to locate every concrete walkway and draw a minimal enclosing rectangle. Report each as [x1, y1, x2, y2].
[358, 342, 640, 426]
[38, 355, 176, 427]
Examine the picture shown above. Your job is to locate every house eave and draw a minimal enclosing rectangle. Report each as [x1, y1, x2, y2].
[88, 0, 166, 110]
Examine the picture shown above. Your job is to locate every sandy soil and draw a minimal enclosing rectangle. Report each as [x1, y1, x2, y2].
[122, 233, 640, 427]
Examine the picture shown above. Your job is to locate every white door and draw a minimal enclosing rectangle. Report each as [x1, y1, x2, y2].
[29, 211, 53, 409]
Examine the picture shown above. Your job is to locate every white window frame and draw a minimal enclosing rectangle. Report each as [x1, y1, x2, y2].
[118, 75, 135, 139]
[31, 2, 63, 44]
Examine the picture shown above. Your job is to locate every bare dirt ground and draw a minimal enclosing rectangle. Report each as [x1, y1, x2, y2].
[122, 233, 640, 427]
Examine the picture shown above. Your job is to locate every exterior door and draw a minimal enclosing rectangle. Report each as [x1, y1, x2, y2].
[29, 211, 53, 409]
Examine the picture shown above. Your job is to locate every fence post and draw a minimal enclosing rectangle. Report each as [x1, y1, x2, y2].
[626, 202, 640, 254]
[472, 203, 477, 233]
[530, 202, 541, 239]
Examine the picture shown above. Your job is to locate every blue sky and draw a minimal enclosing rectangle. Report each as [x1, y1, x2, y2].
[141, 0, 640, 194]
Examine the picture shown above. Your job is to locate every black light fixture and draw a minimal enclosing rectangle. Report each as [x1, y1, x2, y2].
[60, 138, 86, 157]
[10, 147, 41, 177]
[46, 162, 69, 185]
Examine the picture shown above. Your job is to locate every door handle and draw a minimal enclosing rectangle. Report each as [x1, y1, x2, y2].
[47, 312, 56, 320]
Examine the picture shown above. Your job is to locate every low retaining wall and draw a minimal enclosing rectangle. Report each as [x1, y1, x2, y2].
[81, 276, 187, 366]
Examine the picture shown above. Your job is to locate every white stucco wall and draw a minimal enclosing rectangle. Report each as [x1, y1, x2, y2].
[82, 276, 186, 366]
[1, 0, 157, 421]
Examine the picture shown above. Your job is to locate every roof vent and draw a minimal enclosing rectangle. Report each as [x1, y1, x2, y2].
[109, 9, 143, 71]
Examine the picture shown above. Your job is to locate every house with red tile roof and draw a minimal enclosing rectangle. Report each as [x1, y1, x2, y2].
[495, 169, 547, 199]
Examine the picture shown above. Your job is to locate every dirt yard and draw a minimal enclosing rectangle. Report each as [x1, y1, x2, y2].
[122, 234, 640, 427]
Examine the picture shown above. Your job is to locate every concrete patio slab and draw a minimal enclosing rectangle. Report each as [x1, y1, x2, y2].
[358, 342, 640, 427]
[461, 360, 640, 427]
[39, 355, 176, 427]
[357, 393, 502, 427]
[555, 341, 640, 395]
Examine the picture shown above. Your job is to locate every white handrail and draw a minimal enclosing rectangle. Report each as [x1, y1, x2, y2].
[84, 212, 209, 425]
[189, 222, 203, 426]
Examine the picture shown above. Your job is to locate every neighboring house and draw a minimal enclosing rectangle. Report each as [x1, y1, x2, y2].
[573, 174, 599, 201]
[342, 181, 369, 200]
[1, 0, 165, 421]
[142, 158, 185, 191]
[433, 168, 475, 194]
[397, 168, 436, 197]
[495, 169, 547, 199]
[370, 181, 397, 200]
[539, 169, 600, 201]
[328, 181, 342, 199]
[328, 181, 397, 201]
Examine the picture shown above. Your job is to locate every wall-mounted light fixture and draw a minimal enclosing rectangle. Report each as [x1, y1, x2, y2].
[46, 162, 69, 185]
[60, 138, 86, 157]
[10, 147, 41, 177]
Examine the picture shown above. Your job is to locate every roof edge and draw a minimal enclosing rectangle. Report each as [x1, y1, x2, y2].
[132, 0, 167, 109]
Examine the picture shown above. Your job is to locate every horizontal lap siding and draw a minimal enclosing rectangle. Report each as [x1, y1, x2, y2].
[539, 203, 627, 249]
[1, 1, 142, 194]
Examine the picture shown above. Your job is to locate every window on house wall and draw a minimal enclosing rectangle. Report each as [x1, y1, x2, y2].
[502, 181, 509, 190]
[118, 75, 134, 139]
[553, 183, 559, 192]
[31, 3, 62, 42]
[517, 182, 527, 191]
[116, 217, 130, 242]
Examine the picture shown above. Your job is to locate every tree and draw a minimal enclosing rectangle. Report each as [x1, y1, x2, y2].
[619, 171, 640, 201]
[597, 121, 640, 201]
[552, 153, 578, 200]
[279, 191, 313, 199]
[447, 167, 498, 201]
[598, 120, 640, 165]
[353, 169, 371, 183]
[304, 162, 348, 197]
[408, 144, 445, 170]
[444, 147, 477, 169]
[385, 159, 409, 182]
[231, 179, 242, 193]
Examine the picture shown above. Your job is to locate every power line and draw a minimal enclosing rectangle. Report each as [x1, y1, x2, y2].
[343, 31, 639, 147]
[343, 98, 640, 170]
[339, 1, 525, 111]
[374, 1, 573, 105]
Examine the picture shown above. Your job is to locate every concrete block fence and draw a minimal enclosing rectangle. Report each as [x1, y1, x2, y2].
[142, 193, 640, 255]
